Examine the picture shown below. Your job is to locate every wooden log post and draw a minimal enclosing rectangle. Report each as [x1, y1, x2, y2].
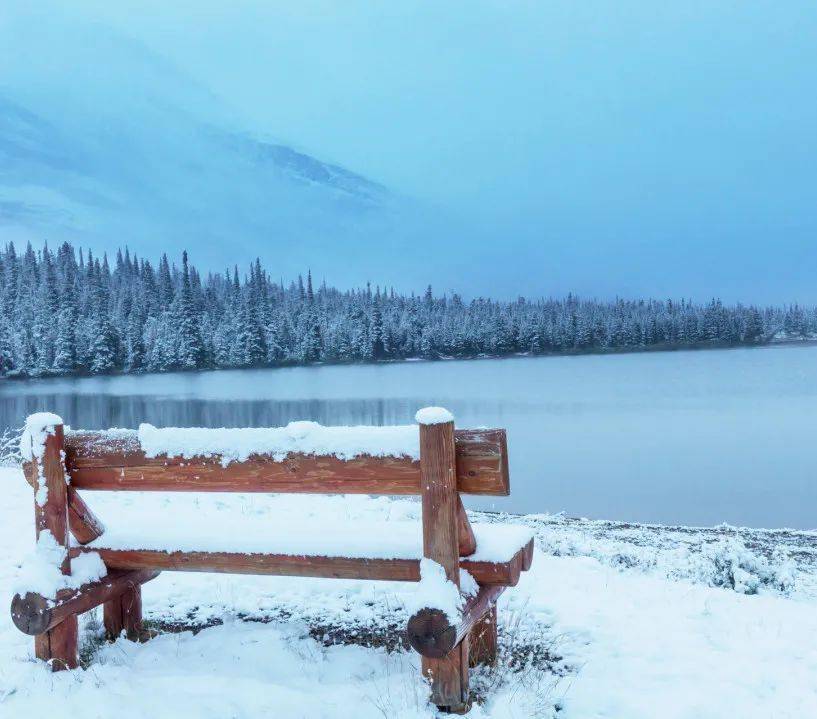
[418, 408, 470, 713]
[24, 417, 79, 671]
[103, 581, 144, 641]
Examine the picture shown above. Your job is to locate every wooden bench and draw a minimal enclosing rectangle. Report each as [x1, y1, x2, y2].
[12, 409, 534, 713]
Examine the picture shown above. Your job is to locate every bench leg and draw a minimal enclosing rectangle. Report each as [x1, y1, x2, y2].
[27, 422, 77, 671]
[104, 583, 144, 641]
[423, 637, 471, 714]
[469, 605, 498, 667]
[35, 615, 79, 671]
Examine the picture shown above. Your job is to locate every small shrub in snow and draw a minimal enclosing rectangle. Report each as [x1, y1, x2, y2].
[0, 426, 22, 467]
[697, 539, 796, 595]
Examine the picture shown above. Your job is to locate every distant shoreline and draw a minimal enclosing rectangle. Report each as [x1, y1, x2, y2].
[3, 336, 814, 384]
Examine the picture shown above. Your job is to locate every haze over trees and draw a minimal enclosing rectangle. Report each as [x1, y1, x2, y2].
[0, 242, 814, 378]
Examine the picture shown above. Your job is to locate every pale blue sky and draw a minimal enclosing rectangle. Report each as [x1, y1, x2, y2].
[3, 1, 817, 302]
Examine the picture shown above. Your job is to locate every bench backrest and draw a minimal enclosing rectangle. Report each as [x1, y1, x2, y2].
[62, 425, 510, 496]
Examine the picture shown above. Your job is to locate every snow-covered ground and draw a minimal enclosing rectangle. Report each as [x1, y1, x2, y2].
[1, 466, 816, 718]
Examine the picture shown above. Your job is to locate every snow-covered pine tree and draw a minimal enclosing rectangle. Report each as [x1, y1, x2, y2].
[174, 250, 205, 370]
[0, 241, 812, 378]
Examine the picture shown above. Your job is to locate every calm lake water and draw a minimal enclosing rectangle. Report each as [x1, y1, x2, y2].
[2, 346, 815, 529]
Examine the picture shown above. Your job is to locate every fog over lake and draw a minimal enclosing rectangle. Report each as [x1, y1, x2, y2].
[2, 345, 815, 529]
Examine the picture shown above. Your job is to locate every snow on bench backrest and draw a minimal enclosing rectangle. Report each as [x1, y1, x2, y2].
[62, 421, 510, 496]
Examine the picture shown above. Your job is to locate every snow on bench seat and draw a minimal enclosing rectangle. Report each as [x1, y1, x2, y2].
[72, 516, 534, 586]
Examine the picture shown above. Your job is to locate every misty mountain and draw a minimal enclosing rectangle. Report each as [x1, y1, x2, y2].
[0, 8, 439, 282]
[0, 89, 388, 245]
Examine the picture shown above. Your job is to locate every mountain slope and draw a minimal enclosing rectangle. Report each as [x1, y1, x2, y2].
[0, 8, 404, 276]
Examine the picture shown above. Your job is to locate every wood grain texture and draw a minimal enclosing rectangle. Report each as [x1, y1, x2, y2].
[420, 420, 460, 583]
[34, 617, 78, 672]
[104, 583, 143, 641]
[469, 604, 498, 667]
[26, 424, 78, 670]
[460, 537, 532, 588]
[63, 428, 510, 496]
[406, 585, 505, 658]
[423, 639, 471, 714]
[67, 491, 105, 544]
[456, 496, 477, 557]
[30, 425, 70, 564]
[11, 569, 159, 636]
[23, 465, 104, 544]
[419, 419, 469, 711]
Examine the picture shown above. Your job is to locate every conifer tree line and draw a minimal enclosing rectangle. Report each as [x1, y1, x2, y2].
[0, 241, 814, 378]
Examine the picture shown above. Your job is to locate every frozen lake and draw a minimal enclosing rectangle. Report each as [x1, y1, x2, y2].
[1, 345, 815, 529]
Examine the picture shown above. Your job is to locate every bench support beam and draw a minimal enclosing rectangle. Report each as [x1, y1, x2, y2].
[24, 464, 105, 545]
[104, 582, 144, 641]
[420, 417, 470, 713]
[11, 569, 159, 636]
[469, 604, 498, 667]
[26, 422, 79, 671]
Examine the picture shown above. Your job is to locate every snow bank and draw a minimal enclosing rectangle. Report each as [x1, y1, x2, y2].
[414, 407, 454, 425]
[137, 421, 420, 464]
[13, 530, 106, 598]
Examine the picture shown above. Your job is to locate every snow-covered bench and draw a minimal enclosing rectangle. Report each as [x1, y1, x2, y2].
[12, 409, 533, 713]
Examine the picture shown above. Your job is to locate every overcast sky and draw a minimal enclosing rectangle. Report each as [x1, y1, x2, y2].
[4, 1, 817, 302]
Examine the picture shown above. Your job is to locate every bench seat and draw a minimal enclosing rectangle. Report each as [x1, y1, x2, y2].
[71, 519, 535, 586]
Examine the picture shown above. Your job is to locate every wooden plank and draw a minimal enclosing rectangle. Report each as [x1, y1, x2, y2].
[25, 422, 79, 671]
[63, 428, 510, 496]
[419, 417, 469, 711]
[461, 538, 531, 588]
[406, 585, 505, 658]
[11, 569, 159, 636]
[23, 465, 104, 544]
[68, 547, 528, 586]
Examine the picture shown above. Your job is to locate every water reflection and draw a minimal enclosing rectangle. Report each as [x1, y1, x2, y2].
[2, 347, 816, 528]
[0, 394, 434, 431]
